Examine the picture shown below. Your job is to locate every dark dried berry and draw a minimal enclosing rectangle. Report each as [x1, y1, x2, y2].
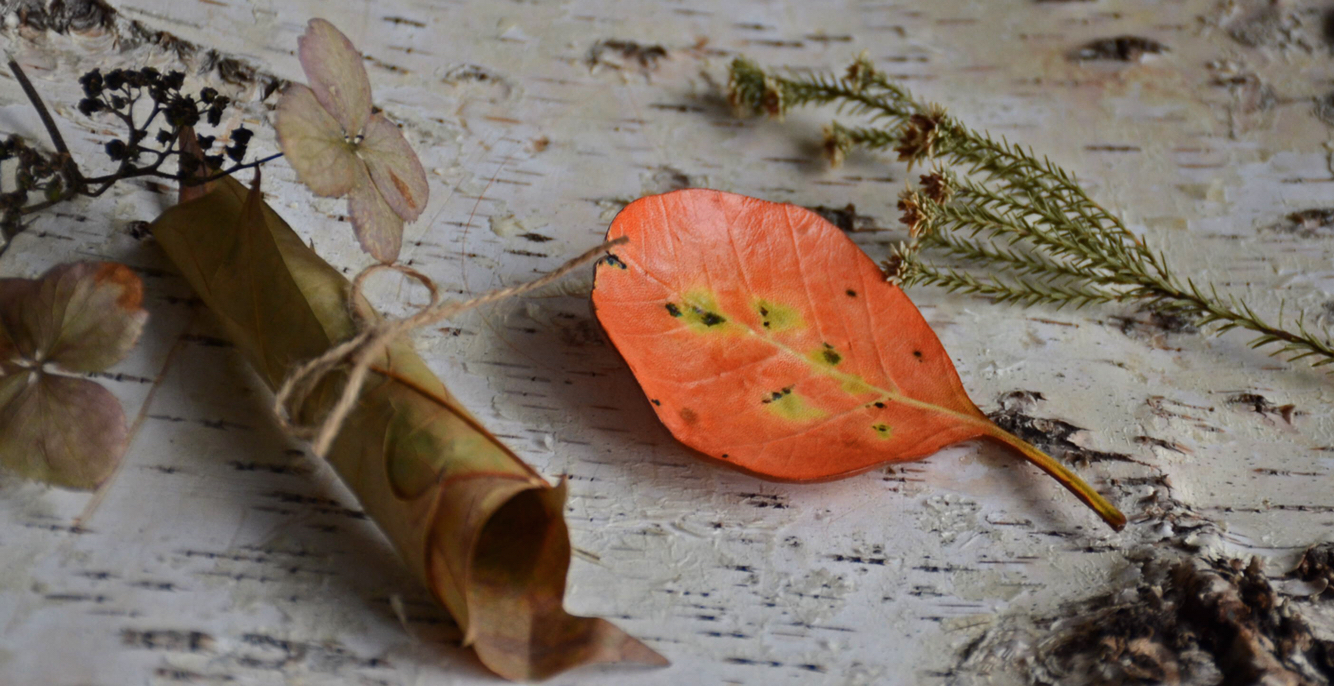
[77, 98, 103, 116]
[79, 70, 104, 98]
[105, 139, 128, 161]
[110, 95, 128, 110]
[230, 127, 253, 145]
[165, 96, 201, 128]
[198, 87, 218, 104]
[104, 69, 126, 91]
[195, 135, 216, 150]
[164, 71, 185, 91]
[155, 130, 173, 145]
[204, 154, 225, 169]
[225, 143, 246, 163]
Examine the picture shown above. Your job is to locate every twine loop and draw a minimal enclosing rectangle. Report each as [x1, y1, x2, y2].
[274, 237, 626, 457]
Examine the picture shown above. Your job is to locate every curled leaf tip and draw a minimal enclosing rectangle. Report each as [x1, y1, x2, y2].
[150, 176, 660, 680]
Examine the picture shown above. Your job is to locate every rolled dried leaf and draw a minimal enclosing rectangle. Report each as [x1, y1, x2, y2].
[149, 174, 665, 680]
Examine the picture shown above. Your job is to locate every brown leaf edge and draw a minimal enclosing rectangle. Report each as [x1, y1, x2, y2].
[153, 131, 667, 680]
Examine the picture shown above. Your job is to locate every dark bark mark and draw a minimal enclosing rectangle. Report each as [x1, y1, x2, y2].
[121, 629, 215, 653]
[736, 492, 788, 509]
[229, 460, 312, 476]
[1226, 392, 1298, 423]
[804, 203, 881, 233]
[588, 39, 669, 71]
[644, 165, 694, 193]
[1069, 36, 1168, 62]
[382, 16, 426, 28]
[1291, 543, 1334, 595]
[1112, 305, 1201, 338]
[988, 391, 1137, 465]
[1269, 208, 1334, 237]
[12, 0, 115, 34]
[1035, 555, 1334, 685]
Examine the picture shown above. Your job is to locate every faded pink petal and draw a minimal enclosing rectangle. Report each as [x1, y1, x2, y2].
[298, 18, 372, 137]
[0, 372, 127, 489]
[359, 113, 430, 223]
[275, 83, 360, 198]
[347, 162, 404, 263]
[0, 263, 146, 373]
[38, 263, 147, 372]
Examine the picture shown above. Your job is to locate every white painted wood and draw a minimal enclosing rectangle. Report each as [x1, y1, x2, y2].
[1, 0, 1332, 683]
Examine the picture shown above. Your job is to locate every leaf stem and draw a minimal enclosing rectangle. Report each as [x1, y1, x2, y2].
[984, 428, 1126, 531]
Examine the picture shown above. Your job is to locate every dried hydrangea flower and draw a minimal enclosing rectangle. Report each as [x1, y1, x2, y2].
[0, 262, 147, 488]
[275, 18, 429, 262]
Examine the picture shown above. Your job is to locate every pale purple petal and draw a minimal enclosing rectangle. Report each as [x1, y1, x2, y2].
[347, 162, 404, 263]
[359, 113, 430, 222]
[299, 18, 372, 137]
[275, 83, 360, 198]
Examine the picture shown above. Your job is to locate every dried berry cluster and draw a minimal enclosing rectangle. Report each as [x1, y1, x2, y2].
[0, 136, 70, 224]
[1, 62, 268, 255]
[75, 67, 251, 173]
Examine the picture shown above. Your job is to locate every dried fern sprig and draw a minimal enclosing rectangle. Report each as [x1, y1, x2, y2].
[728, 56, 1334, 369]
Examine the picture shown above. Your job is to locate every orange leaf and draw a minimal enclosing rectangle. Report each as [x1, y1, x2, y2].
[592, 189, 1125, 531]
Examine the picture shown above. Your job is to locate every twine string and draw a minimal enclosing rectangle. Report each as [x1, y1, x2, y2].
[274, 237, 627, 457]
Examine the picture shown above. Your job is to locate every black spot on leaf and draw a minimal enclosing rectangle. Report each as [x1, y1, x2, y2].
[698, 310, 725, 326]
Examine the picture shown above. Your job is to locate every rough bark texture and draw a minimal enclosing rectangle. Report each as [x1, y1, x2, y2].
[1, 0, 1333, 684]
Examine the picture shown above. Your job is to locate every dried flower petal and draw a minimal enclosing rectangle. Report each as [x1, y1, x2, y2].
[298, 18, 372, 138]
[0, 372, 127, 488]
[274, 83, 358, 197]
[822, 123, 851, 169]
[0, 262, 146, 372]
[358, 113, 429, 223]
[347, 162, 404, 262]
